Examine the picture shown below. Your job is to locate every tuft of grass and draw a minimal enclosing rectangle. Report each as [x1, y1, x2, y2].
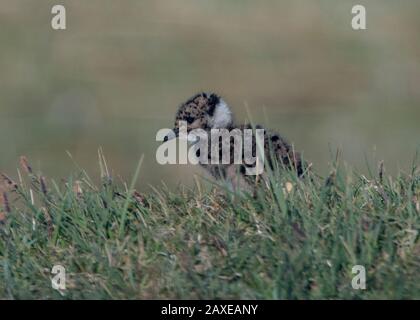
[0, 154, 419, 299]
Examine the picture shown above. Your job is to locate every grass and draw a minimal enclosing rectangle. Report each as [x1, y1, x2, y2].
[0, 153, 419, 299]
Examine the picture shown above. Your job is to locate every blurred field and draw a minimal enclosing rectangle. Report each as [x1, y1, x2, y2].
[0, 1, 419, 190]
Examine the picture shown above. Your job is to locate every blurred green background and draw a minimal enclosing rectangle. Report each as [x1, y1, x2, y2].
[0, 0, 419, 190]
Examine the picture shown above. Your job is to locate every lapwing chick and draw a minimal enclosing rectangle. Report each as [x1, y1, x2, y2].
[165, 92, 305, 193]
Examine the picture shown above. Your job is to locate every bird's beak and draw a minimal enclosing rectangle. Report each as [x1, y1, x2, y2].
[163, 128, 179, 142]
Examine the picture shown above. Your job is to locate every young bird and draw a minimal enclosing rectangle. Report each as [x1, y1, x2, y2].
[165, 92, 305, 193]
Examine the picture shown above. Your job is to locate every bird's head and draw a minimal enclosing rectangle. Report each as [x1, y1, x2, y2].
[164, 92, 233, 142]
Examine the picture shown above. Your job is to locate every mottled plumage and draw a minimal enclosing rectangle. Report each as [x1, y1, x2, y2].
[167, 92, 306, 193]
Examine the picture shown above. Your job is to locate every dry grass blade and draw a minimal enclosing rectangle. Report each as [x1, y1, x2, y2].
[40, 176, 48, 197]
[42, 207, 54, 239]
[73, 180, 83, 198]
[378, 160, 385, 184]
[1, 173, 18, 191]
[0, 187, 11, 214]
[0, 186, 10, 224]
[20, 156, 33, 175]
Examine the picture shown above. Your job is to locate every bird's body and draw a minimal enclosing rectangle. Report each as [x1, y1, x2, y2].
[167, 92, 305, 193]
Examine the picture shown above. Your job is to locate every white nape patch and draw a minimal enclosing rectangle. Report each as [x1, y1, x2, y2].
[210, 99, 232, 129]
